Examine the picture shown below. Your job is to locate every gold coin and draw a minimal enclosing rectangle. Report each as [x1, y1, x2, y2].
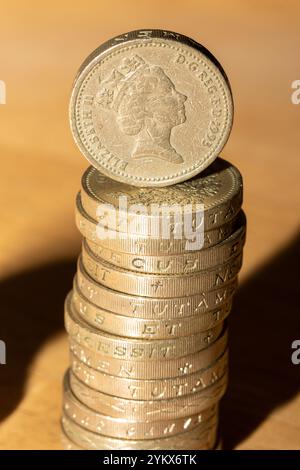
[81, 239, 242, 297]
[85, 213, 246, 274]
[76, 192, 239, 255]
[70, 349, 228, 400]
[76, 257, 238, 318]
[80, 158, 242, 234]
[65, 293, 223, 360]
[69, 29, 233, 187]
[63, 372, 217, 440]
[72, 284, 231, 338]
[69, 328, 228, 379]
[69, 369, 227, 420]
[62, 413, 218, 450]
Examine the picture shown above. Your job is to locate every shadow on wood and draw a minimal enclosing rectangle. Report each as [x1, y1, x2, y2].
[221, 231, 300, 448]
[0, 259, 76, 422]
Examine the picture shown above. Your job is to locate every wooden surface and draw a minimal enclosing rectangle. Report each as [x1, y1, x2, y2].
[0, 0, 300, 449]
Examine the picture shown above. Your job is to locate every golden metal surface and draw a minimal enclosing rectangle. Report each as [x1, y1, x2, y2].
[63, 373, 218, 440]
[72, 285, 231, 338]
[69, 327, 228, 379]
[65, 293, 223, 360]
[62, 413, 218, 449]
[69, 30, 233, 187]
[69, 369, 227, 420]
[61, 428, 84, 451]
[64, 28, 242, 451]
[75, 192, 239, 255]
[80, 158, 242, 233]
[75, 257, 238, 317]
[86, 211, 246, 274]
[70, 349, 228, 400]
[81, 239, 242, 297]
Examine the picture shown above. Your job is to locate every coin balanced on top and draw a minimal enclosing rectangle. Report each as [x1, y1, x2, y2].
[62, 29, 244, 451]
[69, 29, 233, 187]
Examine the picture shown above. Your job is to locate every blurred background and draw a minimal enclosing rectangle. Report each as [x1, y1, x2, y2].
[0, 0, 299, 449]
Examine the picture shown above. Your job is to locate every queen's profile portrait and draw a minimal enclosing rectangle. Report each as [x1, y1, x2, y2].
[96, 55, 187, 164]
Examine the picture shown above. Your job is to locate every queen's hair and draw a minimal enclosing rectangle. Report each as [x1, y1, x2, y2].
[96, 56, 179, 136]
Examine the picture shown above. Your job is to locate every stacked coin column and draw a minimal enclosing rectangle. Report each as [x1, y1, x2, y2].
[61, 158, 245, 450]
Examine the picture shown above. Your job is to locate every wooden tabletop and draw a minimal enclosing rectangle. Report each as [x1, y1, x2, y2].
[0, 0, 300, 449]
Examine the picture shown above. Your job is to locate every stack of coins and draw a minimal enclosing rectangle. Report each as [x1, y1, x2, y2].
[62, 29, 245, 450]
